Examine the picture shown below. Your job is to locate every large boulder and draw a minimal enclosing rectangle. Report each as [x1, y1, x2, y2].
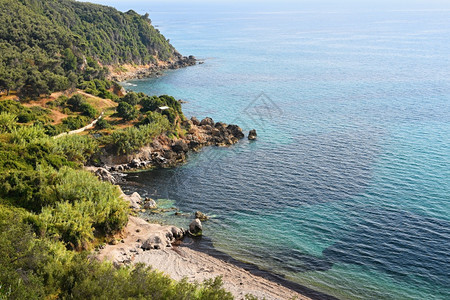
[227, 124, 244, 139]
[172, 140, 189, 153]
[248, 129, 257, 140]
[120, 191, 141, 210]
[143, 198, 157, 209]
[171, 226, 185, 240]
[142, 233, 170, 250]
[94, 168, 116, 184]
[188, 218, 203, 237]
[190, 116, 200, 126]
[129, 158, 141, 168]
[200, 117, 214, 126]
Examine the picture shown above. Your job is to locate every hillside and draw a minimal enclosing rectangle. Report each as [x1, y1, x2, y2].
[0, 0, 186, 98]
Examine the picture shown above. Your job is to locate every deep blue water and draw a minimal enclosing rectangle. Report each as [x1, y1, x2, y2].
[114, 1, 450, 299]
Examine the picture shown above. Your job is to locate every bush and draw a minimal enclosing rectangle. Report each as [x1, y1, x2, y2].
[121, 92, 140, 105]
[80, 102, 98, 118]
[53, 134, 99, 164]
[67, 94, 86, 111]
[111, 121, 170, 154]
[62, 116, 90, 130]
[9, 125, 47, 145]
[0, 112, 17, 133]
[95, 118, 110, 130]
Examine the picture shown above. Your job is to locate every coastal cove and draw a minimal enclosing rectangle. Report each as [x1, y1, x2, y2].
[119, 2, 450, 300]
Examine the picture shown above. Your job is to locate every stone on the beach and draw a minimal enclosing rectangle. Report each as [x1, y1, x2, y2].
[128, 192, 142, 209]
[188, 218, 203, 237]
[248, 129, 257, 140]
[195, 211, 209, 221]
[130, 158, 141, 168]
[143, 198, 157, 209]
[171, 226, 185, 240]
[142, 233, 170, 250]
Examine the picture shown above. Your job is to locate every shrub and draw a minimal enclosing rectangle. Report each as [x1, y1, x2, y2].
[62, 116, 90, 130]
[53, 134, 99, 164]
[67, 94, 86, 111]
[121, 92, 140, 105]
[95, 118, 110, 130]
[0, 112, 17, 133]
[111, 121, 170, 154]
[9, 125, 47, 145]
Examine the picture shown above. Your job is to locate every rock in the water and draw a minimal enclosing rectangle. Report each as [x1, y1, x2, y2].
[188, 218, 203, 237]
[248, 129, 257, 140]
[143, 198, 157, 209]
[195, 211, 209, 221]
[200, 117, 214, 126]
[227, 124, 245, 139]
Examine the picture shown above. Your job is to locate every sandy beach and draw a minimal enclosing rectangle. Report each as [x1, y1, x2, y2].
[97, 216, 311, 300]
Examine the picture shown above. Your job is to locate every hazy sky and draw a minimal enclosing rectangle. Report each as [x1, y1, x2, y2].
[79, 0, 450, 12]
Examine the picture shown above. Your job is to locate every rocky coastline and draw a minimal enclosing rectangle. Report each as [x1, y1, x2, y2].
[109, 55, 197, 82]
[95, 116, 248, 182]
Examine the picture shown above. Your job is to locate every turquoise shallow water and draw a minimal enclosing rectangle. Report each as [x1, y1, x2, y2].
[116, 1, 450, 299]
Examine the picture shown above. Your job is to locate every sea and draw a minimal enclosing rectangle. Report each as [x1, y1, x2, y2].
[103, 0, 450, 299]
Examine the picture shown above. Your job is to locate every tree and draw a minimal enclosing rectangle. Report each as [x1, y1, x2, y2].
[117, 102, 138, 121]
[121, 92, 140, 106]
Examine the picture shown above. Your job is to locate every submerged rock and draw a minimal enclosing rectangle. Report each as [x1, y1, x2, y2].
[188, 218, 203, 237]
[248, 129, 257, 140]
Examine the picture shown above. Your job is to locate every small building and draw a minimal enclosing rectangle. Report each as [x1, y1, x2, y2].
[156, 106, 169, 113]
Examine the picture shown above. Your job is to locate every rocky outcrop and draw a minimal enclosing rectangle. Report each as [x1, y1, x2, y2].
[248, 129, 257, 140]
[98, 116, 245, 172]
[110, 56, 197, 82]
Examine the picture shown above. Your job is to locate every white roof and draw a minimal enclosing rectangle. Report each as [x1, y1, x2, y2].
[158, 106, 169, 110]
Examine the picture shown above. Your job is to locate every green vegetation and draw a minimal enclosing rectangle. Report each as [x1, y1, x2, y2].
[0, 108, 233, 299]
[117, 101, 138, 121]
[0, 0, 180, 98]
[0, 205, 233, 299]
[0, 0, 234, 298]
[110, 118, 171, 154]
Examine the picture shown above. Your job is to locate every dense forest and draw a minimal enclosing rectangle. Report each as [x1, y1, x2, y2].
[0, 0, 180, 98]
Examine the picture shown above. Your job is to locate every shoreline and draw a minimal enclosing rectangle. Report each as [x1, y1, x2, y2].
[97, 215, 323, 300]
[108, 55, 197, 82]
[95, 186, 338, 300]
